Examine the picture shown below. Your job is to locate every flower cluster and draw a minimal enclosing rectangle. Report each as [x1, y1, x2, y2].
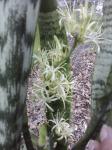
[49, 112, 73, 141]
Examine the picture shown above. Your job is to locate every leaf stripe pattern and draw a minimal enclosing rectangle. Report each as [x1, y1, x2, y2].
[0, 0, 40, 149]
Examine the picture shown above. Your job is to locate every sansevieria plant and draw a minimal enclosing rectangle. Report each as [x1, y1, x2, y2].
[38, 0, 67, 49]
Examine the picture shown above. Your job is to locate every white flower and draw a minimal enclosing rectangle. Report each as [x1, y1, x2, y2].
[49, 112, 74, 142]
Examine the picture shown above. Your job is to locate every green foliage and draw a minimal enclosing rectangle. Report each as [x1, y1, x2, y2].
[39, 9, 67, 49]
[33, 24, 40, 52]
[38, 124, 47, 147]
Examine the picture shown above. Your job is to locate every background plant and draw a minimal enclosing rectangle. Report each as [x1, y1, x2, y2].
[38, 0, 67, 49]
